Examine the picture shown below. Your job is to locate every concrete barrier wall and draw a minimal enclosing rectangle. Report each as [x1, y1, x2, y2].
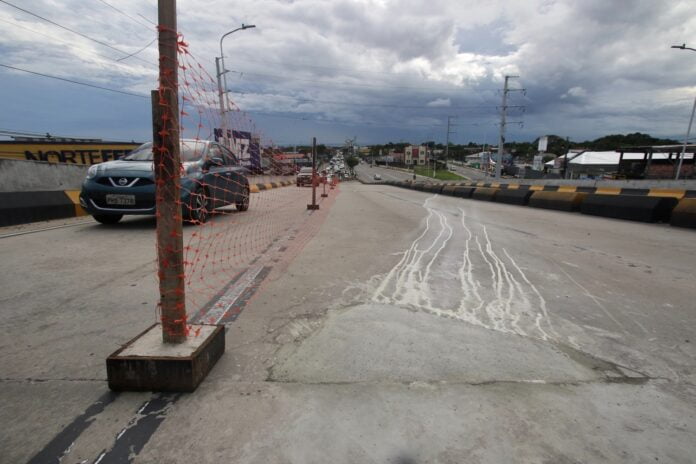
[483, 178, 696, 190]
[670, 198, 696, 228]
[0, 159, 295, 194]
[0, 159, 88, 192]
[580, 194, 678, 223]
[0, 171, 297, 227]
[381, 179, 696, 229]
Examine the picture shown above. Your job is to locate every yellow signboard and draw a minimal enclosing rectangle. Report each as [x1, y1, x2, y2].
[0, 142, 142, 165]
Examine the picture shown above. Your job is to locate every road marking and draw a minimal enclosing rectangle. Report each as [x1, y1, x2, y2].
[193, 264, 265, 325]
[26, 391, 119, 464]
[92, 393, 180, 464]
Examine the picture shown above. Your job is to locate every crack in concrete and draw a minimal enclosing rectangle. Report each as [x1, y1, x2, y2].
[0, 377, 106, 383]
[262, 301, 671, 388]
[263, 376, 659, 387]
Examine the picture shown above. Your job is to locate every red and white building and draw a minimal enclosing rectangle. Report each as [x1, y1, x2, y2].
[405, 145, 427, 165]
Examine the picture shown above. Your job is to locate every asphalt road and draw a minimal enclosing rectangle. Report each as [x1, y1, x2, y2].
[447, 161, 489, 180]
[355, 163, 427, 183]
[1, 182, 695, 463]
[355, 162, 488, 183]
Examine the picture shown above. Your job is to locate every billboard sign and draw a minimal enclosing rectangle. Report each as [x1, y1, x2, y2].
[214, 128, 261, 171]
[532, 154, 543, 170]
[0, 142, 141, 165]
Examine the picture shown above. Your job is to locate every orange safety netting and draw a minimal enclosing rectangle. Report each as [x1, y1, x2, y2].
[152, 28, 339, 336]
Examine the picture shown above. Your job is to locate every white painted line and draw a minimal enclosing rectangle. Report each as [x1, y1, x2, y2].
[204, 264, 265, 325]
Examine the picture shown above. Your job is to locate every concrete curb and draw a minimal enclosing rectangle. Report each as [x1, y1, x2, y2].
[250, 180, 294, 193]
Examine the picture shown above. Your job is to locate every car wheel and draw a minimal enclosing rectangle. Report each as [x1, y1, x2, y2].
[186, 187, 211, 224]
[236, 185, 250, 211]
[93, 214, 123, 224]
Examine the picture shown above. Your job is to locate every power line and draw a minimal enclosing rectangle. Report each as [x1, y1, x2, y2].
[0, 17, 157, 71]
[0, 63, 149, 98]
[138, 13, 157, 26]
[116, 38, 157, 62]
[96, 0, 154, 31]
[0, 0, 155, 66]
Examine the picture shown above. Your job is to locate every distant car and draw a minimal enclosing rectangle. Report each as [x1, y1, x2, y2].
[80, 139, 250, 225]
[296, 167, 314, 186]
[373, 174, 382, 180]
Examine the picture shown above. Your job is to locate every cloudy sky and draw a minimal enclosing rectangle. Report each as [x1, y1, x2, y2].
[1, 0, 695, 146]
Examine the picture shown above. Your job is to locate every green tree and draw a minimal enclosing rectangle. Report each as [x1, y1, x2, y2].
[346, 156, 359, 174]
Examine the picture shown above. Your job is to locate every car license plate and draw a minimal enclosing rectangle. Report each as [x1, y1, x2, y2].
[105, 194, 136, 206]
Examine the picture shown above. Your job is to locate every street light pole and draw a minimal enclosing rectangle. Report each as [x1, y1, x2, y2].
[671, 43, 695, 180]
[217, 24, 256, 148]
[676, 97, 695, 180]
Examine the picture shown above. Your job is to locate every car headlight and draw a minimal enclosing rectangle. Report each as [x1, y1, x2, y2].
[86, 164, 99, 179]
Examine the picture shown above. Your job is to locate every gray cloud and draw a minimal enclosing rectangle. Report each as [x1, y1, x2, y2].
[0, 0, 695, 145]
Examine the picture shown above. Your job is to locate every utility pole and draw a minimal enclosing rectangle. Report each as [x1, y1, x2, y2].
[215, 57, 226, 146]
[217, 24, 256, 150]
[307, 137, 319, 210]
[563, 136, 570, 179]
[445, 116, 456, 170]
[154, 0, 186, 343]
[676, 96, 696, 180]
[496, 75, 524, 179]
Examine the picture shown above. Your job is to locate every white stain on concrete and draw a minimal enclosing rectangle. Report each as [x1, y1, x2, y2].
[373, 197, 560, 342]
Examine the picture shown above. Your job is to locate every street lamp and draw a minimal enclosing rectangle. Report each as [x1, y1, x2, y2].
[671, 43, 695, 180]
[216, 24, 256, 148]
[671, 43, 696, 52]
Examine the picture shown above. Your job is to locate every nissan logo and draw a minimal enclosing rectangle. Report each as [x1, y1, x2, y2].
[118, 177, 129, 186]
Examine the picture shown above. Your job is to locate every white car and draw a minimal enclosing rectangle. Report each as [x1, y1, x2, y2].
[373, 174, 382, 180]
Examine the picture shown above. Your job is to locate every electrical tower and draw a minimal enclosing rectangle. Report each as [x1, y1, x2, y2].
[444, 116, 457, 164]
[495, 75, 525, 179]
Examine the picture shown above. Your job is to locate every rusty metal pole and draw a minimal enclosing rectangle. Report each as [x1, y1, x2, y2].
[311, 137, 317, 205]
[154, 0, 186, 343]
[307, 137, 319, 210]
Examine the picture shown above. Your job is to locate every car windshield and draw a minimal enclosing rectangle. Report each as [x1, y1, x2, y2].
[123, 141, 207, 162]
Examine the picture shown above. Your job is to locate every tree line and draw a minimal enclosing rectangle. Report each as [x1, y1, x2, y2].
[364, 132, 679, 162]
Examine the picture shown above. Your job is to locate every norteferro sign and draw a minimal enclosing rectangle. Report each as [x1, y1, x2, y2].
[0, 141, 142, 165]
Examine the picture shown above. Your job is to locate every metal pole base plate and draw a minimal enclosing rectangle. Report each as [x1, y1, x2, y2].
[106, 323, 224, 392]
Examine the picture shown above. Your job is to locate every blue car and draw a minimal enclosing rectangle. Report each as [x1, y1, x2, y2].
[80, 139, 250, 224]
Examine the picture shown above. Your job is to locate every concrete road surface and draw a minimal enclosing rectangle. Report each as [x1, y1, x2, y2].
[1, 182, 695, 463]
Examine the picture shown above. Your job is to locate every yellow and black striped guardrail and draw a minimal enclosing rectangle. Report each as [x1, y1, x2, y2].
[249, 180, 294, 193]
[380, 179, 696, 229]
